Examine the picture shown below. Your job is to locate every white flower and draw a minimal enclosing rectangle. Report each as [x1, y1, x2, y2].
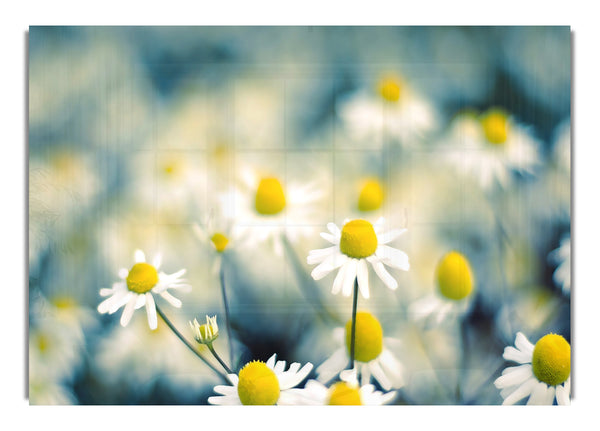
[494, 332, 571, 405]
[440, 109, 541, 190]
[316, 311, 404, 391]
[549, 235, 571, 295]
[308, 218, 409, 299]
[337, 74, 437, 149]
[97, 249, 190, 330]
[223, 167, 324, 256]
[208, 353, 313, 405]
[193, 209, 235, 274]
[190, 315, 219, 345]
[409, 251, 476, 325]
[294, 368, 396, 405]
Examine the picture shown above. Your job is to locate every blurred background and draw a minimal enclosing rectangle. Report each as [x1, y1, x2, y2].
[28, 26, 571, 405]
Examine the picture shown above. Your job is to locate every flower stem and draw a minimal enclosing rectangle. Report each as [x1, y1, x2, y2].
[219, 259, 235, 370]
[155, 304, 227, 382]
[207, 343, 233, 375]
[348, 278, 359, 369]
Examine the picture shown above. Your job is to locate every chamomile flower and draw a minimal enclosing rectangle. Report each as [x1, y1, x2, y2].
[308, 218, 409, 299]
[97, 249, 190, 330]
[441, 109, 541, 190]
[190, 315, 219, 345]
[337, 73, 437, 148]
[225, 167, 323, 256]
[193, 210, 235, 274]
[494, 332, 571, 405]
[549, 235, 571, 295]
[208, 353, 313, 405]
[296, 368, 397, 405]
[409, 251, 476, 325]
[316, 311, 404, 391]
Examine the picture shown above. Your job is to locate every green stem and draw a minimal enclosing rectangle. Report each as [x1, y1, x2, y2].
[348, 278, 359, 369]
[155, 304, 227, 382]
[219, 259, 235, 369]
[207, 343, 233, 375]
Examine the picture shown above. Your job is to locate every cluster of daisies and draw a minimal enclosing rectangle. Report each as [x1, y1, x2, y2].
[97, 73, 570, 406]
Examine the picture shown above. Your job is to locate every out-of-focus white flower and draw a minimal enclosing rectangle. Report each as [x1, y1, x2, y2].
[308, 218, 409, 299]
[193, 209, 235, 274]
[409, 251, 476, 325]
[316, 311, 404, 391]
[494, 332, 571, 405]
[97, 249, 189, 330]
[208, 353, 313, 405]
[550, 236, 571, 295]
[337, 73, 438, 149]
[224, 166, 324, 256]
[440, 109, 541, 190]
[29, 380, 78, 405]
[294, 368, 396, 405]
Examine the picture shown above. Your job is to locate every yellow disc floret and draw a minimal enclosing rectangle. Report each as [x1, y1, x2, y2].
[327, 382, 362, 405]
[210, 232, 229, 253]
[345, 311, 383, 363]
[532, 334, 571, 386]
[357, 179, 385, 212]
[126, 262, 159, 294]
[255, 177, 286, 216]
[237, 360, 280, 405]
[378, 76, 403, 102]
[435, 251, 474, 301]
[480, 108, 509, 145]
[339, 220, 378, 259]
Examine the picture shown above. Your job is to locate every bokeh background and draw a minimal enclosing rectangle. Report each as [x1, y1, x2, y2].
[28, 26, 571, 405]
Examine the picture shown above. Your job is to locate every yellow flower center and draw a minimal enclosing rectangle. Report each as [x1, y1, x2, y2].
[36, 333, 49, 353]
[126, 262, 159, 294]
[480, 108, 509, 145]
[378, 77, 403, 102]
[357, 179, 385, 212]
[210, 232, 229, 253]
[254, 177, 286, 216]
[51, 296, 77, 310]
[532, 334, 571, 386]
[327, 382, 362, 405]
[339, 220, 378, 259]
[237, 361, 280, 405]
[345, 311, 383, 363]
[435, 251, 474, 301]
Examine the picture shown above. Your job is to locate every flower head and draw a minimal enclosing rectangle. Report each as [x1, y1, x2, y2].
[190, 315, 219, 345]
[308, 218, 409, 299]
[494, 332, 571, 405]
[97, 249, 189, 330]
[208, 353, 313, 405]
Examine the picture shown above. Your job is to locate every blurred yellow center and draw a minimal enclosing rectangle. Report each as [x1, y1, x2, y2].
[345, 311, 383, 363]
[126, 263, 159, 294]
[237, 361, 280, 405]
[36, 333, 49, 353]
[532, 334, 571, 386]
[255, 177, 286, 215]
[327, 382, 362, 405]
[339, 220, 378, 259]
[357, 179, 385, 212]
[435, 251, 474, 301]
[480, 109, 509, 145]
[378, 77, 403, 102]
[210, 232, 229, 253]
[52, 296, 76, 310]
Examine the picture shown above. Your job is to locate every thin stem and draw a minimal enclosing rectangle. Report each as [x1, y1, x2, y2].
[219, 258, 234, 369]
[155, 304, 227, 382]
[207, 343, 233, 375]
[348, 278, 359, 369]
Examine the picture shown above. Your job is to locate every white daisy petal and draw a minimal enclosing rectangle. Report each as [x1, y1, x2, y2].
[208, 395, 241, 405]
[502, 377, 538, 405]
[527, 381, 551, 405]
[320, 232, 339, 245]
[368, 257, 398, 290]
[213, 385, 238, 396]
[494, 364, 534, 389]
[515, 332, 535, 356]
[119, 295, 139, 327]
[316, 348, 348, 384]
[327, 223, 341, 238]
[266, 354, 277, 369]
[118, 268, 129, 279]
[152, 254, 162, 269]
[342, 259, 358, 297]
[279, 363, 313, 390]
[274, 360, 286, 375]
[145, 292, 157, 330]
[376, 245, 410, 271]
[368, 360, 392, 391]
[159, 290, 182, 308]
[134, 249, 146, 263]
[332, 265, 347, 295]
[307, 246, 337, 264]
[556, 379, 571, 405]
[376, 229, 406, 245]
[503, 346, 533, 364]
[356, 258, 370, 299]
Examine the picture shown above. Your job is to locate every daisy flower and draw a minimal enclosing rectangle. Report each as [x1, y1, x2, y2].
[208, 353, 313, 405]
[549, 235, 571, 295]
[190, 315, 220, 345]
[193, 209, 235, 274]
[494, 332, 571, 405]
[224, 166, 324, 256]
[441, 108, 541, 190]
[409, 251, 476, 325]
[307, 218, 409, 299]
[97, 249, 189, 330]
[316, 311, 404, 391]
[295, 368, 397, 406]
[337, 73, 437, 148]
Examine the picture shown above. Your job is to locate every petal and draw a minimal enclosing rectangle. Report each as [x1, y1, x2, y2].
[119, 295, 140, 327]
[503, 346, 532, 364]
[152, 254, 162, 269]
[213, 385, 238, 396]
[342, 259, 358, 297]
[356, 258, 370, 299]
[316, 348, 347, 384]
[556, 379, 571, 405]
[369, 360, 392, 391]
[331, 265, 347, 295]
[502, 377, 538, 405]
[376, 245, 410, 271]
[145, 293, 157, 330]
[266, 354, 277, 369]
[515, 332, 535, 355]
[274, 360, 286, 375]
[320, 232, 339, 245]
[327, 223, 341, 238]
[159, 290, 182, 308]
[494, 364, 534, 389]
[527, 381, 551, 405]
[307, 246, 337, 265]
[278, 363, 313, 390]
[368, 257, 398, 290]
[118, 268, 129, 279]
[377, 229, 407, 245]
[134, 250, 146, 263]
